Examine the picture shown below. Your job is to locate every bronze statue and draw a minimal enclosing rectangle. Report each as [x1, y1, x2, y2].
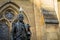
[12, 14, 31, 40]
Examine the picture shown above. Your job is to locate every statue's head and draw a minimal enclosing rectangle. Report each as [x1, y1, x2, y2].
[18, 14, 24, 22]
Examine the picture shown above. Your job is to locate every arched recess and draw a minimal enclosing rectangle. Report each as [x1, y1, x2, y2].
[0, 2, 19, 13]
[0, 1, 30, 30]
[0, 2, 19, 10]
[0, 2, 29, 22]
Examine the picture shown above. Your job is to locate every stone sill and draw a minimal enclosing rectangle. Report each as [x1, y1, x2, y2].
[45, 19, 59, 24]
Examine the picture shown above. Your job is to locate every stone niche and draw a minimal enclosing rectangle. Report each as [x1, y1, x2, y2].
[0, 0, 36, 40]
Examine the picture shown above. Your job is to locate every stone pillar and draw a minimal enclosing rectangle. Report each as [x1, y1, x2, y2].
[58, 1, 60, 40]
[34, 0, 45, 40]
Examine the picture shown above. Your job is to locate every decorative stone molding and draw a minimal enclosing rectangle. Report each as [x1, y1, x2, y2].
[41, 8, 59, 24]
[0, 2, 19, 9]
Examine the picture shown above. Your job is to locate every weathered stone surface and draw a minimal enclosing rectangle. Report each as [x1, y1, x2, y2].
[0, 0, 59, 40]
[41, 8, 59, 24]
[47, 32, 58, 40]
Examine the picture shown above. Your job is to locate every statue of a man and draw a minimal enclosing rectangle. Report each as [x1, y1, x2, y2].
[12, 14, 31, 40]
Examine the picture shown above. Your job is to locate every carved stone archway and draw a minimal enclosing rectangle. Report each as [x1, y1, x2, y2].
[0, 1, 30, 40]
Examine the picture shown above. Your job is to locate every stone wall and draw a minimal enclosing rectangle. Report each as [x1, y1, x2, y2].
[0, 0, 60, 40]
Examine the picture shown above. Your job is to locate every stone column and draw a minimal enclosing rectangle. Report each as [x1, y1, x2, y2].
[34, 0, 45, 40]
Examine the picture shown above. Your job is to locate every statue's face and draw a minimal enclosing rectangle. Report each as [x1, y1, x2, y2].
[18, 14, 24, 22]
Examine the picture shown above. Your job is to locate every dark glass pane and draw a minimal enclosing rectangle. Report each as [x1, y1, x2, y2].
[5, 12, 14, 20]
[5, 10, 14, 20]
[0, 22, 9, 40]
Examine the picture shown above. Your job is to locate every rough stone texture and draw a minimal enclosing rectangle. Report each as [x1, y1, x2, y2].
[41, 24, 59, 40]
[58, 2, 60, 24]
[0, 0, 60, 40]
[58, 2, 60, 40]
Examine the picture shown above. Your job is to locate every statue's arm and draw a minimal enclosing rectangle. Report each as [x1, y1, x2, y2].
[27, 25, 31, 36]
[25, 24, 31, 39]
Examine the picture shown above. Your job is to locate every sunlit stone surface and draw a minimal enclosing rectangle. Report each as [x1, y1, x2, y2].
[0, 0, 60, 40]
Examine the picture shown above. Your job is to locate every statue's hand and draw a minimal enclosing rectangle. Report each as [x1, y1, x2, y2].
[27, 31, 31, 36]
